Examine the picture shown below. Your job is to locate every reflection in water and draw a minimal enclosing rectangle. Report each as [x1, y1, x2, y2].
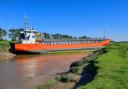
[15, 56, 39, 78]
[0, 53, 87, 89]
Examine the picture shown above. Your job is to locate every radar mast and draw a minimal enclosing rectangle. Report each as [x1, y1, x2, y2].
[24, 15, 28, 31]
[103, 28, 106, 39]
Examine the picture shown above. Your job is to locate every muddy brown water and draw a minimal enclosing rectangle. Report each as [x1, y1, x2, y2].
[0, 53, 88, 89]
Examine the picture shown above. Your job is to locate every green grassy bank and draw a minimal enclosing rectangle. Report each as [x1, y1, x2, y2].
[0, 41, 10, 51]
[78, 43, 128, 89]
[0, 40, 9, 45]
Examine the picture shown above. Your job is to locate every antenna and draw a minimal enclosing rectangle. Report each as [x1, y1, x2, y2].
[103, 28, 106, 39]
[24, 14, 28, 31]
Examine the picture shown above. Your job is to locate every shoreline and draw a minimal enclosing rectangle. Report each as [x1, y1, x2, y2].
[0, 52, 15, 61]
[0, 52, 89, 89]
[36, 48, 104, 89]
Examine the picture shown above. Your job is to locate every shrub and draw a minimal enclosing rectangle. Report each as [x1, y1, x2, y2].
[60, 74, 70, 82]
[70, 66, 79, 73]
[70, 60, 84, 68]
[56, 73, 80, 83]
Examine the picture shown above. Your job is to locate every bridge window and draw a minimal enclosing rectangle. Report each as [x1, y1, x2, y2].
[32, 36, 35, 38]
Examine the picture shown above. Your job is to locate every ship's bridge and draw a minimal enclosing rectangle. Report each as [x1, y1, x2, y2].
[20, 28, 37, 44]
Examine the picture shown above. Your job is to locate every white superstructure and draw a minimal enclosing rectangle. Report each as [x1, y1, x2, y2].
[20, 28, 36, 44]
[20, 16, 36, 44]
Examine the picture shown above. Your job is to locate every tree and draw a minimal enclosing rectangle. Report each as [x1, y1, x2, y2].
[8, 28, 22, 41]
[61, 35, 73, 39]
[51, 33, 62, 39]
[51, 34, 74, 39]
[0, 28, 7, 40]
[43, 32, 51, 39]
[79, 35, 87, 39]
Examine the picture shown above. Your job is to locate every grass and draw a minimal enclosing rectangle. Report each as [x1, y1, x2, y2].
[78, 43, 128, 89]
[43, 50, 92, 55]
[37, 80, 56, 89]
[0, 40, 10, 52]
[0, 40, 9, 45]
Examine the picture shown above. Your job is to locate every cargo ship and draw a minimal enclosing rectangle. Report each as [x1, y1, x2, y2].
[10, 18, 110, 54]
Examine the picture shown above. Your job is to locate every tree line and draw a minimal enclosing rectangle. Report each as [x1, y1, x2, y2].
[42, 33, 88, 39]
[0, 28, 88, 41]
[0, 28, 22, 41]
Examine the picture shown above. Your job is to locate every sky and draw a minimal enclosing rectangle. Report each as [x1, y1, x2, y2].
[0, 0, 128, 41]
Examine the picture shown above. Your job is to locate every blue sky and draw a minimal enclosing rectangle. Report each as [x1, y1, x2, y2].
[0, 0, 128, 41]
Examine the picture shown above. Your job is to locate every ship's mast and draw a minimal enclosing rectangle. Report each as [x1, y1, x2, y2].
[103, 28, 106, 39]
[24, 15, 28, 31]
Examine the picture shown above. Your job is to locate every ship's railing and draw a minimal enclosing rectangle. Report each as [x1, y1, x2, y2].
[42, 38, 104, 45]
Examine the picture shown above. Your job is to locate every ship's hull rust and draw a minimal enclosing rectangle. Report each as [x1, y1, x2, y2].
[14, 39, 110, 52]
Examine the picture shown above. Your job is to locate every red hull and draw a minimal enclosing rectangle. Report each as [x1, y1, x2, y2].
[14, 39, 110, 52]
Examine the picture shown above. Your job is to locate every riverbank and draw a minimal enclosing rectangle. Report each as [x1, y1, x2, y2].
[0, 52, 15, 61]
[37, 42, 128, 89]
[36, 48, 101, 89]
[0, 41, 15, 61]
[78, 42, 128, 89]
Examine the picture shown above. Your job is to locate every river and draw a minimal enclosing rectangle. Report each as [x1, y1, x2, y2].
[0, 53, 88, 89]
